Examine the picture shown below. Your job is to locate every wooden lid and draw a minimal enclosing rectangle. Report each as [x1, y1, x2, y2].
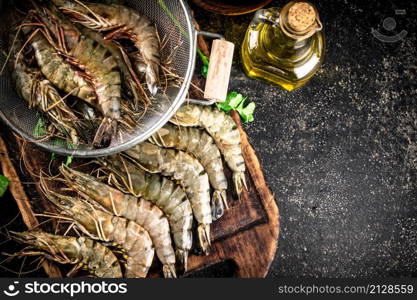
[287, 2, 316, 32]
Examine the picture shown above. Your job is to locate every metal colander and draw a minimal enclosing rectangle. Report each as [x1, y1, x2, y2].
[0, 0, 199, 157]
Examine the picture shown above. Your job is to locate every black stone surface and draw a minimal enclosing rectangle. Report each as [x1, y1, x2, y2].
[0, 0, 416, 278]
[191, 0, 417, 277]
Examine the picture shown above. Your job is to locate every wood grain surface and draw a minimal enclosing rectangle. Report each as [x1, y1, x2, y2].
[0, 135, 62, 278]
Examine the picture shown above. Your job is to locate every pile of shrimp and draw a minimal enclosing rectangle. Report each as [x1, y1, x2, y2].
[10, 104, 247, 278]
[2, 0, 180, 148]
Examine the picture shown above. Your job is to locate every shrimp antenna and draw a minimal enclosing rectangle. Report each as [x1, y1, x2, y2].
[0, 26, 22, 75]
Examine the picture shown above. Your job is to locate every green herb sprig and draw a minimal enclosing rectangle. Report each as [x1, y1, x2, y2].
[0, 175, 9, 197]
[217, 92, 256, 124]
[197, 49, 209, 79]
[34, 118, 75, 165]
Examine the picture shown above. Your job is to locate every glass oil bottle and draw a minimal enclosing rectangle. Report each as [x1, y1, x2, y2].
[241, 1, 325, 91]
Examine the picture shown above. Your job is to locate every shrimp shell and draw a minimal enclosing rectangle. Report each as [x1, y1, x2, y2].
[50, 0, 160, 95]
[8, 34, 81, 144]
[171, 104, 247, 199]
[78, 27, 145, 108]
[150, 123, 228, 220]
[11, 231, 122, 278]
[43, 184, 154, 278]
[100, 155, 193, 272]
[60, 165, 177, 278]
[33, 4, 122, 148]
[21, 26, 96, 103]
[124, 142, 212, 254]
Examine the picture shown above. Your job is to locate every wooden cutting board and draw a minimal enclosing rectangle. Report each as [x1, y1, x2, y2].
[0, 19, 280, 279]
[187, 111, 280, 277]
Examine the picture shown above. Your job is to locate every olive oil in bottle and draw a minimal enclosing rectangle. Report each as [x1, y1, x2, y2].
[241, 1, 325, 91]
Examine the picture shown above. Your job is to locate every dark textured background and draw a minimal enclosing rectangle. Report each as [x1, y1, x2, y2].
[189, 0, 417, 277]
[1, 0, 416, 278]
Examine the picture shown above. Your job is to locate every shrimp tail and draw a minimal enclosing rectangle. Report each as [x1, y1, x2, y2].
[233, 172, 247, 200]
[93, 117, 117, 148]
[197, 224, 211, 256]
[175, 249, 188, 274]
[211, 190, 227, 221]
[163, 264, 177, 279]
[145, 65, 158, 95]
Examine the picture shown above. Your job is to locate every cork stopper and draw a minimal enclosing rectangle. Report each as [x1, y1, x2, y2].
[287, 2, 316, 32]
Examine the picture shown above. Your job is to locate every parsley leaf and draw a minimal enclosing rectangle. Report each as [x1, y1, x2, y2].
[50, 139, 77, 163]
[197, 49, 210, 79]
[0, 175, 9, 197]
[201, 65, 208, 79]
[237, 101, 256, 123]
[33, 118, 47, 137]
[216, 92, 256, 124]
[65, 156, 73, 166]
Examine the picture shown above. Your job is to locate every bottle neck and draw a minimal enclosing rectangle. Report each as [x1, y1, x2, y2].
[274, 24, 310, 47]
[262, 22, 312, 61]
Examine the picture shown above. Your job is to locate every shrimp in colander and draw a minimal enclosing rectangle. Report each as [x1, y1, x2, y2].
[50, 0, 161, 95]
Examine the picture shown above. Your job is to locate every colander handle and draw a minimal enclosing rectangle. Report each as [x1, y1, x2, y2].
[186, 31, 235, 106]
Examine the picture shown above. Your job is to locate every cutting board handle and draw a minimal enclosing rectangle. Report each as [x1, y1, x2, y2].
[204, 39, 235, 102]
[193, 31, 235, 103]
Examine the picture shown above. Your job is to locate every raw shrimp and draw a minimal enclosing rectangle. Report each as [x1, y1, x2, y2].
[31, 3, 122, 148]
[11, 231, 122, 278]
[8, 32, 81, 144]
[150, 123, 228, 220]
[124, 142, 212, 254]
[60, 165, 177, 278]
[41, 181, 154, 278]
[78, 27, 146, 108]
[171, 104, 247, 199]
[20, 25, 96, 105]
[50, 0, 161, 95]
[100, 155, 193, 272]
